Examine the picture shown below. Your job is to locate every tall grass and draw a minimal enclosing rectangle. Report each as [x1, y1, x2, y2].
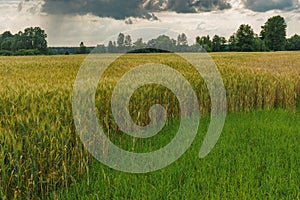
[52, 109, 300, 199]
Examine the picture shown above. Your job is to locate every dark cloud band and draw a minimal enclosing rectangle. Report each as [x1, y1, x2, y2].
[41, 0, 155, 20]
[21, 0, 300, 20]
[40, 0, 232, 20]
[243, 0, 299, 12]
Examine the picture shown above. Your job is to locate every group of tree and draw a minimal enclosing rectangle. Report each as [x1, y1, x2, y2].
[198, 16, 299, 52]
[1, 15, 300, 56]
[92, 33, 204, 53]
[228, 16, 285, 51]
[0, 27, 47, 55]
[90, 15, 300, 54]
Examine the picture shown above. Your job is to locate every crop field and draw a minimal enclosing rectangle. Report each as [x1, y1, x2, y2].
[0, 52, 300, 199]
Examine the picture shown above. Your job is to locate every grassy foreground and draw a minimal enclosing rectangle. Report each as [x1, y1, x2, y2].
[52, 108, 300, 199]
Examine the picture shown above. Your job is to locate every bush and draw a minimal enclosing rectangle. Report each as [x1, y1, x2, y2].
[0, 50, 13, 56]
[14, 49, 41, 56]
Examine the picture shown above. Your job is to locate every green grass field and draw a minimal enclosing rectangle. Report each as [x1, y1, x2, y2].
[0, 52, 300, 199]
[51, 108, 300, 199]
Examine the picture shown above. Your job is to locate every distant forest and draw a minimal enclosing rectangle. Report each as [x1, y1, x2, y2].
[1, 15, 300, 56]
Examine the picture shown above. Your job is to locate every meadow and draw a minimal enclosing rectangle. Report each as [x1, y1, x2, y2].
[0, 52, 299, 199]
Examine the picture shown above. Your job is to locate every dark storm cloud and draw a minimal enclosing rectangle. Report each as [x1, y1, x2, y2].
[243, 0, 300, 12]
[41, 0, 156, 20]
[40, 0, 231, 20]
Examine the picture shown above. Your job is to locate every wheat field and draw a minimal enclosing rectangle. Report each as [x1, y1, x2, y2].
[0, 52, 300, 198]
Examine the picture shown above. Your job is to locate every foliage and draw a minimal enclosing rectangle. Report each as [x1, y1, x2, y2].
[76, 42, 90, 54]
[176, 33, 189, 52]
[261, 15, 287, 51]
[1, 15, 298, 56]
[147, 35, 177, 51]
[124, 35, 132, 48]
[196, 35, 212, 52]
[0, 27, 48, 55]
[229, 24, 257, 51]
[211, 35, 227, 52]
[48, 47, 93, 55]
[133, 38, 146, 49]
[117, 33, 125, 48]
[90, 15, 295, 53]
[236, 24, 255, 51]
[286, 34, 300, 50]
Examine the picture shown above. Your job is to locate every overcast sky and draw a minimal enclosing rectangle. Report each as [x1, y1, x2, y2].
[1, 0, 299, 46]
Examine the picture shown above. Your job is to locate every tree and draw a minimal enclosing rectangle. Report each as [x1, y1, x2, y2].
[76, 42, 88, 54]
[196, 35, 212, 52]
[124, 35, 132, 52]
[11, 31, 25, 51]
[95, 44, 106, 53]
[189, 43, 202, 52]
[1, 37, 13, 51]
[236, 24, 255, 51]
[211, 35, 226, 52]
[1, 31, 13, 38]
[124, 35, 132, 47]
[22, 27, 48, 53]
[177, 33, 188, 52]
[0, 31, 13, 50]
[261, 15, 287, 51]
[108, 41, 117, 53]
[133, 38, 146, 49]
[286, 34, 300, 50]
[117, 33, 125, 48]
[228, 34, 238, 51]
[253, 35, 267, 51]
[147, 35, 176, 51]
[228, 24, 256, 51]
[0, 31, 13, 42]
[0, 27, 48, 55]
[177, 33, 188, 46]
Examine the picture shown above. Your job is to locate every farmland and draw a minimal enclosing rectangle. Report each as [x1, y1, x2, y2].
[0, 52, 300, 199]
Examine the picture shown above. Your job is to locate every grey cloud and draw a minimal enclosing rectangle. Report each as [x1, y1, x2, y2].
[41, 0, 156, 20]
[18, 0, 43, 14]
[145, 0, 231, 13]
[40, 0, 231, 20]
[193, 0, 232, 11]
[18, 2, 23, 12]
[243, 0, 300, 12]
[125, 18, 133, 24]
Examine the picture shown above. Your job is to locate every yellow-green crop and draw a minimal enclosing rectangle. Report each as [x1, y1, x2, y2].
[0, 52, 300, 198]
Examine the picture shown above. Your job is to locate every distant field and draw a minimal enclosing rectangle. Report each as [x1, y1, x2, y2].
[0, 52, 299, 199]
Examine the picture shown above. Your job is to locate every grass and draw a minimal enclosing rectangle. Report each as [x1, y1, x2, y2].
[51, 108, 300, 199]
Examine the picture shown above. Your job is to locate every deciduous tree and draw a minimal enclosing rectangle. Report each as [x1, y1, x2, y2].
[261, 15, 287, 51]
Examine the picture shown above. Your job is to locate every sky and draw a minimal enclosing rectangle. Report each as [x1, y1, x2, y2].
[0, 0, 299, 46]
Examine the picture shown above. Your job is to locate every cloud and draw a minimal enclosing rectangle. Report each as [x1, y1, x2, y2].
[39, 0, 231, 20]
[41, 0, 156, 20]
[243, 0, 300, 12]
[145, 0, 231, 13]
[18, 0, 44, 14]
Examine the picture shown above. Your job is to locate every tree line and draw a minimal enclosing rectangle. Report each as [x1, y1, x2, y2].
[0, 27, 47, 55]
[91, 15, 300, 53]
[1, 15, 299, 56]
